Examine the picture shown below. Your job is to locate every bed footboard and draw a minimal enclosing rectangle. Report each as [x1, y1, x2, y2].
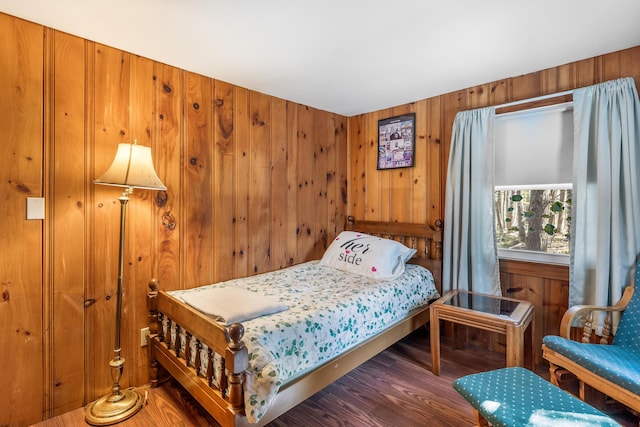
[147, 279, 249, 427]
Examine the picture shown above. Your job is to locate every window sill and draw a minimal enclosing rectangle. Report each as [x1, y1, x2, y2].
[497, 248, 569, 266]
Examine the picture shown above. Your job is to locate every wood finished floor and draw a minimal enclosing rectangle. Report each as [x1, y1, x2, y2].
[33, 327, 639, 427]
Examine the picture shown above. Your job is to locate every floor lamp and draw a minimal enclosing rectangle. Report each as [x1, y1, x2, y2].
[86, 142, 166, 425]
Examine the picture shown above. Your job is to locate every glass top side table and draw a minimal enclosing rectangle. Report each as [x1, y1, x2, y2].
[430, 289, 534, 375]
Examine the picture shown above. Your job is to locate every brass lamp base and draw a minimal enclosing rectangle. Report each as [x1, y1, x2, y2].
[85, 388, 144, 426]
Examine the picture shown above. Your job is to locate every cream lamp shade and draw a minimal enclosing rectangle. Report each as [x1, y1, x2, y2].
[95, 142, 167, 190]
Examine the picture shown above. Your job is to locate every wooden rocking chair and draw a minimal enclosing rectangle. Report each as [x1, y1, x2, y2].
[542, 264, 640, 414]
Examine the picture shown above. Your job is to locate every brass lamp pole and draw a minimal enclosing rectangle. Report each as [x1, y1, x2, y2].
[86, 142, 166, 425]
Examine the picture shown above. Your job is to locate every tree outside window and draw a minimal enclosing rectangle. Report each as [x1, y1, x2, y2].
[495, 188, 571, 254]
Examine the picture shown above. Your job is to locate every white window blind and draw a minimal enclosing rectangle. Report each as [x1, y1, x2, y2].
[495, 102, 573, 189]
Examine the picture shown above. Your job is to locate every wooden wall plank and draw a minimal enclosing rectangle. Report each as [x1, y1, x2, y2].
[364, 111, 380, 220]
[270, 97, 288, 269]
[544, 278, 570, 338]
[426, 97, 442, 228]
[334, 114, 348, 234]
[467, 83, 491, 109]
[184, 71, 214, 288]
[618, 47, 640, 87]
[234, 86, 250, 278]
[128, 54, 156, 387]
[213, 80, 236, 282]
[82, 38, 97, 411]
[347, 115, 365, 221]
[411, 100, 427, 226]
[327, 113, 347, 236]
[489, 79, 510, 105]
[509, 72, 542, 102]
[325, 113, 338, 239]
[49, 29, 87, 416]
[575, 57, 598, 88]
[313, 110, 329, 258]
[153, 63, 182, 290]
[249, 91, 271, 273]
[296, 105, 315, 261]
[438, 90, 463, 211]
[43, 25, 53, 418]
[286, 102, 299, 267]
[0, 14, 44, 426]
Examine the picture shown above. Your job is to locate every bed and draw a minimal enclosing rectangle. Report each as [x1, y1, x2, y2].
[147, 216, 443, 426]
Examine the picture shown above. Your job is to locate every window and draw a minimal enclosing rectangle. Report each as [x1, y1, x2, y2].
[494, 103, 573, 264]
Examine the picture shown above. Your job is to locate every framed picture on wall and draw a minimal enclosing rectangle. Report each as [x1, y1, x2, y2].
[377, 113, 416, 170]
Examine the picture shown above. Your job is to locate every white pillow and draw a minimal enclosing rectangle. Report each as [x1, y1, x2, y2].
[319, 231, 416, 280]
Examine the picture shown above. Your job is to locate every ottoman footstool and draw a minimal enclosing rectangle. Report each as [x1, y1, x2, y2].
[452, 367, 620, 426]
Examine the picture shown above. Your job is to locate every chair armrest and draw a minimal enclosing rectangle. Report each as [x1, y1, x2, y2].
[559, 285, 635, 340]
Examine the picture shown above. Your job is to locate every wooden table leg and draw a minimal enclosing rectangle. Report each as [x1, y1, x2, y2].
[506, 310, 534, 369]
[505, 322, 524, 367]
[526, 313, 534, 370]
[430, 306, 441, 375]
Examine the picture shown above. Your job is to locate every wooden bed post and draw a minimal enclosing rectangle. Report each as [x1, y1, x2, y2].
[433, 219, 444, 261]
[147, 279, 160, 387]
[225, 323, 248, 409]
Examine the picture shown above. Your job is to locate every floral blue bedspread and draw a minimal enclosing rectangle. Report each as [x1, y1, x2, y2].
[168, 261, 438, 423]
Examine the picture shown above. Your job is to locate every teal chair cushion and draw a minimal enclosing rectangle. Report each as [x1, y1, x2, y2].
[612, 263, 640, 351]
[453, 367, 619, 427]
[542, 335, 640, 395]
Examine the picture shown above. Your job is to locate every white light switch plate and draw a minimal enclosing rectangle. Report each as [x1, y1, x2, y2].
[26, 197, 45, 220]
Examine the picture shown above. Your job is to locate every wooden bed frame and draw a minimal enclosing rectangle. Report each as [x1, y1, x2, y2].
[147, 216, 443, 426]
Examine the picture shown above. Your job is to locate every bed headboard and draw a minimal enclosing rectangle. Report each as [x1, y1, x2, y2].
[345, 216, 443, 294]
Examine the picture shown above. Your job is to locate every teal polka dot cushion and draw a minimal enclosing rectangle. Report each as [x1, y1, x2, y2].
[542, 335, 640, 396]
[452, 367, 620, 427]
[612, 268, 640, 353]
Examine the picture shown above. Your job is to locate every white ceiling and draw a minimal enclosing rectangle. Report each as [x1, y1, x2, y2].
[1, 0, 639, 116]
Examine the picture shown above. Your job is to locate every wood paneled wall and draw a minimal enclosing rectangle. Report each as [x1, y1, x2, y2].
[348, 46, 640, 227]
[0, 12, 347, 425]
[348, 45, 640, 365]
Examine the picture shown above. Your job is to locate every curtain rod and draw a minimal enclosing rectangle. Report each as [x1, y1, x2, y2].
[494, 89, 574, 110]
